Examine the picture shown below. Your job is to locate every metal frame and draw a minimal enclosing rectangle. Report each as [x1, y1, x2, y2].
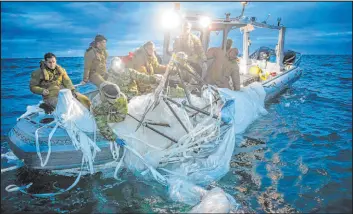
[162, 4, 287, 75]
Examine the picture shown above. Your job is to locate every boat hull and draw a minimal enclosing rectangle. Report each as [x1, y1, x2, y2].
[6, 64, 302, 171]
[263, 66, 302, 101]
[7, 114, 114, 170]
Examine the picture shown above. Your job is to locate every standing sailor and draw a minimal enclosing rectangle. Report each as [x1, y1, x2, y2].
[173, 21, 207, 78]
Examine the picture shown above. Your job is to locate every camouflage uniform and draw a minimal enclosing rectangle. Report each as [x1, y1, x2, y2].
[107, 68, 157, 101]
[83, 46, 109, 87]
[173, 33, 207, 68]
[126, 48, 166, 94]
[30, 62, 91, 108]
[91, 90, 128, 142]
[168, 85, 185, 98]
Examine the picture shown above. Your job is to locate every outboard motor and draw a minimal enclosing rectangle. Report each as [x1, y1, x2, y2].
[257, 47, 271, 60]
[283, 50, 296, 65]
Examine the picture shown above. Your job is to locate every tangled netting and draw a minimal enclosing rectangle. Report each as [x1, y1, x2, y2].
[6, 60, 267, 211]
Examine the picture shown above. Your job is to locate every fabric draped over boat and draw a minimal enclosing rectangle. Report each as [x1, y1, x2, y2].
[6, 89, 102, 197]
[109, 81, 267, 210]
[8, 80, 268, 211]
[52, 89, 100, 174]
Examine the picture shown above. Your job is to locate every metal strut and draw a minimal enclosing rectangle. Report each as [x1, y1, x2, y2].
[128, 113, 178, 143]
[176, 66, 193, 106]
[164, 97, 219, 120]
[163, 98, 189, 133]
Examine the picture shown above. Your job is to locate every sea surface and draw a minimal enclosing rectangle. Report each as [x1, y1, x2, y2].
[1, 55, 352, 213]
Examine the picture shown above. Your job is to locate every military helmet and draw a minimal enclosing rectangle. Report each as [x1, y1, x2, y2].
[100, 81, 121, 99]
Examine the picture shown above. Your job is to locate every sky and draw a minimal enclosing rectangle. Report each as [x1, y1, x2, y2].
[1, 1, 352, 58]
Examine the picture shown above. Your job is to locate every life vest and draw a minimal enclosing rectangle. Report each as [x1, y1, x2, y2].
[39, 62, 66, 87]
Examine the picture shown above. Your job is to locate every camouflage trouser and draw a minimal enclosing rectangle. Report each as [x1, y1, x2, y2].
[43, 92, 91, 109]
[89, 72, 108, 88]
[168, 86, 185, 98]
[137, 83, 157, 95]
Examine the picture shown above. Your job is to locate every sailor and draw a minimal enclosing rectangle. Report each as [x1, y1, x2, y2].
[81, 35, 109, 87]
[29, 52, 91, 114]
[173, 21, 207, 78]
[91, 81, 128, 142]
[107, 57, 161, 101]
[225, 38, 233, 52]
[203, 38, 233, 81]
[126, 41, 166, 93]
[205, 45, 241, 91]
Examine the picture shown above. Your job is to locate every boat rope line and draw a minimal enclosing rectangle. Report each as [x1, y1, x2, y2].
[5, 156, 85, 198]
[34, 120, 57, 167]
[1, 152, 24, 174]
[1, 164, 23, 174]
[113, 146, 126, 180]
[34, 97, 100, 174]
[122, 141, 168, 185]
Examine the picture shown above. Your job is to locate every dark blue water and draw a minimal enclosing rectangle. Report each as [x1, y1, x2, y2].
[1, 55, 352, 213]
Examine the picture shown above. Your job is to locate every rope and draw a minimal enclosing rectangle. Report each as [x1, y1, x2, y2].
[5, 156, 85, 198]
[123, 142, 167, 185]
[34, 120, 56, 167]
[1, 164, 23, 174]
[113, 147, 126, 180]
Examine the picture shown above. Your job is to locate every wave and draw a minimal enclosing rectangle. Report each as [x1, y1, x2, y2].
[15, 72, 29, 77]
[338, 77, 352, 81]
[321, 63, 334, 67]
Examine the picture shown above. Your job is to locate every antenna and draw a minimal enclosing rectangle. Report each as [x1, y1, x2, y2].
[225, 13, 231, 22]
[277, 17, 282, 26]
[238, 2, 248, 19]
[262, 14, 271, 24]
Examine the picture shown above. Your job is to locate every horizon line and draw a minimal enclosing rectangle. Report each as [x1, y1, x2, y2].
[2, 54, 352, 60]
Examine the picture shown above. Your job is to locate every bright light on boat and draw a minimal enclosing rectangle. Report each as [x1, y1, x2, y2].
[199, 16, 211, 28]
[161, 10, 180, 30]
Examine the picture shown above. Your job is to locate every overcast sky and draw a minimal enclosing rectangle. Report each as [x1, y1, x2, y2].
[1, 1, 352, 58]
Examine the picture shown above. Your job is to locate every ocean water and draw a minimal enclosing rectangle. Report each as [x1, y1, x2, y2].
[1, 55, 352, 213]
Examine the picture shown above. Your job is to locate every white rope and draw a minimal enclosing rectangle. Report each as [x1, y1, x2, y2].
[124, 143, 167, 185]
[121, 134, 164, 151]
[1, 165, 22, 174]
[5, 156, 85, 198]
[113, 147, 126, 180]
[41, 122, 60, 167]
[34, 120, 56, 167]
[109, 141, 120, 160]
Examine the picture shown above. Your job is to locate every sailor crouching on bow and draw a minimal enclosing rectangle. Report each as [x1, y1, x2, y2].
[91, 81, 128, 142]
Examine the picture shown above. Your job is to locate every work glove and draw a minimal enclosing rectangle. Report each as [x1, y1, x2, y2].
[71, 89, 78, 99]
[115, 138, 126, 146]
